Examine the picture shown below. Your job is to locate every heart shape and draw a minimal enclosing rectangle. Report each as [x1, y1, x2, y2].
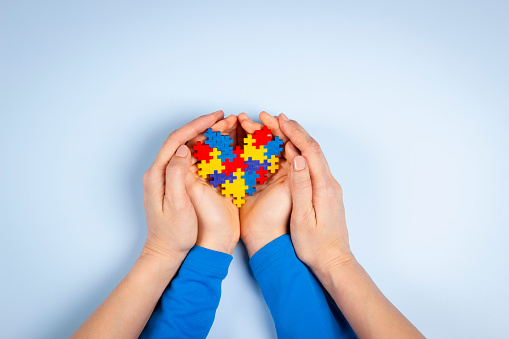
[193, 126, 283, 207]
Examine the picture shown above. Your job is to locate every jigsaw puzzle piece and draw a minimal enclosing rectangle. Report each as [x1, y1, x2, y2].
[252, 126, 272, 148]
[267, 155, 279, 173]
[193, 141, 213, 162]
[265, 136, 283, 158]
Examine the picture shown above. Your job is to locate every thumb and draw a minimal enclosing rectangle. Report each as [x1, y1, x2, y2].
[165, 144, 192, 204]
[290, 156, 315, 225]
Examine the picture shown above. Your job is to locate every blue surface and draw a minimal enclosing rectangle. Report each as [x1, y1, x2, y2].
[1, 1, 508, 338]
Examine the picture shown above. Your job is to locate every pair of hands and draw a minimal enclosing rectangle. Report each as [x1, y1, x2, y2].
[142, 110, 352, 275]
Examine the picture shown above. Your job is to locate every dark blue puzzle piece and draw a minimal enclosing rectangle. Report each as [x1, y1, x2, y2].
[210, 171, 233, 188]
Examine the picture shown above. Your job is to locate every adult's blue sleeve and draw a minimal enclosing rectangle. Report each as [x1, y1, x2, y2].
[249, 234, 357, 339]
[140, 245, 232, 339]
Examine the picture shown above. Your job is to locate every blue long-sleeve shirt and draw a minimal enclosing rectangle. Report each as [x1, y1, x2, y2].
[250, 235, 356, 338]
[141, 235, 356, 338]
[140, 246, 233, 339]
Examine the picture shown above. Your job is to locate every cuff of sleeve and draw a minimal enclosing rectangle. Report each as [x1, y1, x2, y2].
[182, 245, 233, 279]
[249, 234, 295, 276]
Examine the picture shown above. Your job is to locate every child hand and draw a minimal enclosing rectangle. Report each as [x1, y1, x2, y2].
[185, 115, 241, 255]
[237, 112, 300, 257]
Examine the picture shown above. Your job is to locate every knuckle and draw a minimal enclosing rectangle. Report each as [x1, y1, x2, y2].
[165, 162, 184, 176]
[168, 129, 185, 145]
[308, 139, 323, 155]
[292, 171, 312, 189]
[295, 177, 312, 191]
[164, 194, 187, 212]
[293, 208, 315, 227]
[143, 168, 154, 187]
[324, 182, 336, 197]
[335, 181, 343, 197]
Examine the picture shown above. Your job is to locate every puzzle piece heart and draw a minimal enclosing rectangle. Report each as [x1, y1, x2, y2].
[193, 126, 283, 207]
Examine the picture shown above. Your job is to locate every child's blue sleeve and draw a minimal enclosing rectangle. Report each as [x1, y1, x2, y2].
[140, 245, 232, 339]
[249, 235, 357, 339]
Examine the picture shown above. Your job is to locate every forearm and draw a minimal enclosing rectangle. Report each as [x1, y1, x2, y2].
[250, 235, 356, 338]
[140, 245, 232, 338]
[314, 258, 424, 339]
[71, 248, 186, 339]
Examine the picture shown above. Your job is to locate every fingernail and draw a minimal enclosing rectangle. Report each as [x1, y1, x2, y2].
[213, 110, 223, 115]
[175, 145, 189, 157]
[294, 156, 306, 171]
[280, 113, 289, 121]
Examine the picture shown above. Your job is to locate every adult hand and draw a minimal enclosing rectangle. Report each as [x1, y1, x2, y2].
[185, 115, 241, 255]
[280, 114, 425, 339]
[72, 110, 226, 339]
[237, 112, 300, 257]
[142, 110, 226, 261]
[278, 114, 353, 273]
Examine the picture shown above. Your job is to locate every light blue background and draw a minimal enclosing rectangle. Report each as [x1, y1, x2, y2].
[1, 1, 508, 338]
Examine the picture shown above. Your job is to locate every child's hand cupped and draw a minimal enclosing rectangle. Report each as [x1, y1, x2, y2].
[185, 114, 241, 255]
[237, 112, 300, 257]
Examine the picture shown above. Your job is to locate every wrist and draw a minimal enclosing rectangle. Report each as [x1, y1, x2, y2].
[311, 250, 358, 283]
[241, 229, 287, 258]
[141, 238, 189, 269]
[196, 232, 239, 255]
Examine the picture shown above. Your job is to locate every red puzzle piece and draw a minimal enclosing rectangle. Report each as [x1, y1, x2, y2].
[233, 145, 244, 158]
[222, 150, 248, 175]
[252, 126, 272, 148]
[256, 168, 268, 184]
[193, 141, 213, 162]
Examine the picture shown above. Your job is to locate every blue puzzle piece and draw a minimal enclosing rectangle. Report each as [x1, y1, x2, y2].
[204, 128, 226, 149]
[265, 136, 283, 158]
[246, 185, 257, 196]
[245, 158, 268, 173]
[242, 171, 258, 196]
[218, 148, 235, 162]
[204, 129, 235, 161]
[248, 159, 268, 172]
[210, 171, 232, 188]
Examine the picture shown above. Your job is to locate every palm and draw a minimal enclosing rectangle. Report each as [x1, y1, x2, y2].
[237, 112, 299, 244]
[187, 166, 239, 229]
[240, 154, 292, 235]
[185, 115, 241, 245]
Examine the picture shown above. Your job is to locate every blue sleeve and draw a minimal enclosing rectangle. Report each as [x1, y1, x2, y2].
[140, 245, 232, 339]
[249, 235, 357, 339]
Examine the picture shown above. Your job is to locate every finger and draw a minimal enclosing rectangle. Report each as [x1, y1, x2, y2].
[278, 114, 331, 190]
[217, 114, 238, 135]
[164, 144, 192, 210]
[146, 110, 223, 205]
[238, 112, 263, 134]
[289, 155, 315, 226]
[152, 110, 224, 170]
[283, 140, 300, 163]
[221, 115, 240, 147]
[259, 111, 289, 144]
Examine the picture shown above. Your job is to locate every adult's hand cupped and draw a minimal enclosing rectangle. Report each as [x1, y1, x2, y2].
[278, 114, 354, 274]
[237, 112, 300, 257]
[141, 110, 225, 262]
